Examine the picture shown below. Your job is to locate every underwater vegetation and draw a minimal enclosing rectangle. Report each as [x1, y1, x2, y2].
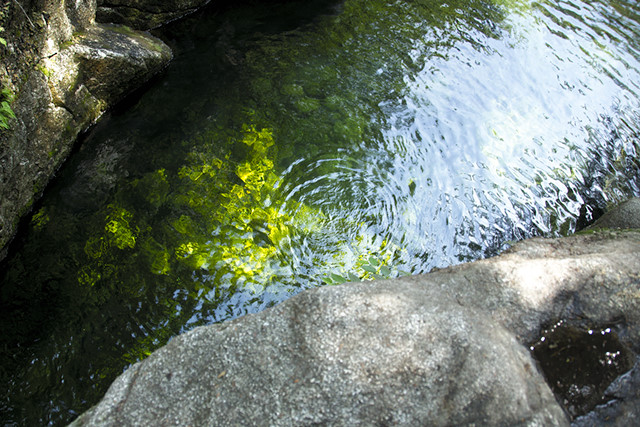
[2, 0, 640, 424]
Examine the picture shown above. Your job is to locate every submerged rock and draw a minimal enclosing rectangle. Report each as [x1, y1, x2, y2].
[71, 200, 640, 426]
[0, 0, 172, 260]
[97, 0, 211, 30]
[572, 357, 640, 426]
[530, 322, 635, 418]
[588, 197, 640, 230]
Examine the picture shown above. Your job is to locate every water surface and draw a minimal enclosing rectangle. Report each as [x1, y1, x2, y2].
[1, 0, 639, 424]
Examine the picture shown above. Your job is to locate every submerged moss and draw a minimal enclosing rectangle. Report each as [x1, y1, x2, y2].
[59, 0, 536, 348]
[3, 0, 640, 424]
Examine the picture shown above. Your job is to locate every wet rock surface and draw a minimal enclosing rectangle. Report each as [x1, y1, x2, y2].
[66, 23, 172, 105]
[588, 197, 640, 230]
[71, 201, 640, 426]
[572, 358, 640, 426]
[0, 0, 172, 260]
[97, 0, 210, 29]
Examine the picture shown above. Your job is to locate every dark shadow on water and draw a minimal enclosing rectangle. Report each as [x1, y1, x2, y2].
[1, 0, 640, 425]
[530, 320, 635, 419]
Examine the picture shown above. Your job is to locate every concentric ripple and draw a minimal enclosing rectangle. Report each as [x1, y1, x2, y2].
[1, 0, 640, 425]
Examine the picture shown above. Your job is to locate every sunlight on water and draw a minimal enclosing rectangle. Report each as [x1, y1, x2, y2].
[1, 0, 640, 424]
[274, 0, 640, 275]
[376, 0, 640, 269]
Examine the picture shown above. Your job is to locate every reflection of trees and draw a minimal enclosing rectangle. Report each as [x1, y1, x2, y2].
[239, 0, 518, 164]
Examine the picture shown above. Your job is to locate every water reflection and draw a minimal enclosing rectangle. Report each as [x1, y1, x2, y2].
[1, 0, 640, 424]
[372, 3, 640, 268]
[275, 0, 640, 274]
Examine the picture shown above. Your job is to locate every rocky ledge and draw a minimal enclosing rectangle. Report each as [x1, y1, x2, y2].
[71, 199, 640, 426]
[0, 0, 172, 259]
[97, 0, 211, 30]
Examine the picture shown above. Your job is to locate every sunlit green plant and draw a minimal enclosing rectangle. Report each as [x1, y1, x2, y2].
[0, 4, 14, 131]
[323, 253, 410, 285]
[69, 122, 334, 363]
[0, 86, 15, 130]
[76, 123, 320, 291]
[0, 1, 7, 48]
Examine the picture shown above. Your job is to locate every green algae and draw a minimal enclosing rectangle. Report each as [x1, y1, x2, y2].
[2, 0, 640, 425]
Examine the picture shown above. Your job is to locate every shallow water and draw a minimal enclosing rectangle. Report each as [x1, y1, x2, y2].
[1, 0, 640, 424]
[530, 321, 635, 417]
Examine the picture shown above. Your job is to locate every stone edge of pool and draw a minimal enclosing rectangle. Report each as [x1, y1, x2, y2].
[0, 0, 189, 261]
[69, 198, 640, 426]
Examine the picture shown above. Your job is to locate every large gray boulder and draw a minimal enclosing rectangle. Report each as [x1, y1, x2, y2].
[71, 218, 640, 425]
[71, 280, 568, 426]
[44, 23, 172, 106]
[0, 0, 172, 259]
[97, 0, 211, 30]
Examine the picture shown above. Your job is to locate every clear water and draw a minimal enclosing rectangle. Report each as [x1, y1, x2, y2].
[1, 0, 639, 424]
[530, 321, 635, 417]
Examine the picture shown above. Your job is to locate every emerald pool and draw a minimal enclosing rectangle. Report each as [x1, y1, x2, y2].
[1, 0, 639, 424]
